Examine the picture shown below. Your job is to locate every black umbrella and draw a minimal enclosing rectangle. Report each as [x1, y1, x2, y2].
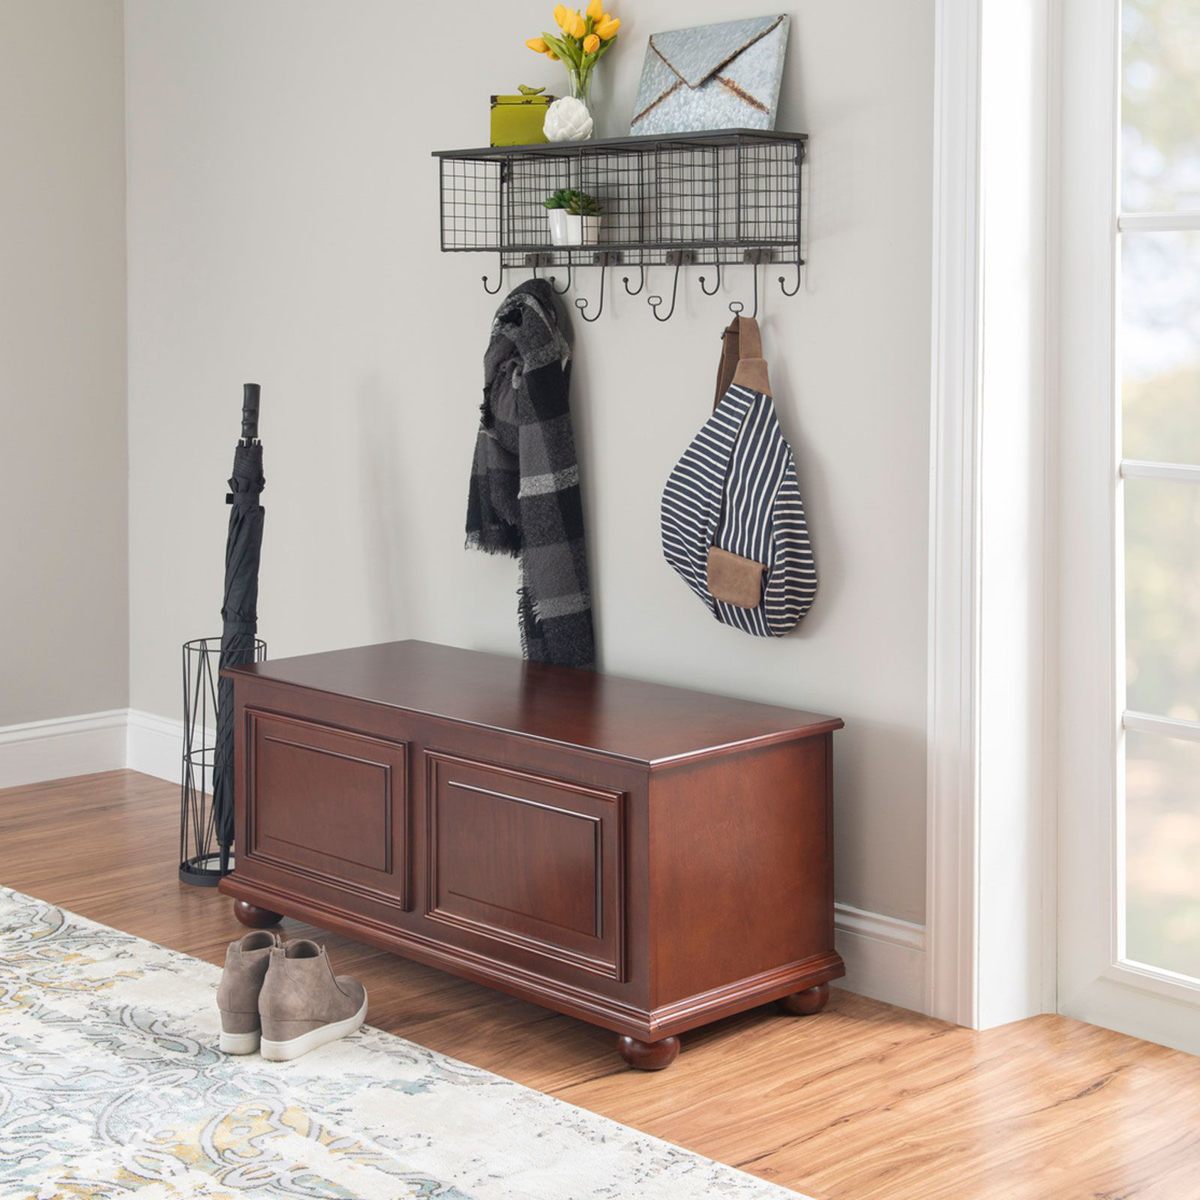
[213, 383, 265, 875]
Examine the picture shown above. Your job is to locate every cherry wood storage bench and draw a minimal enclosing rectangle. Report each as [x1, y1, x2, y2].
[218, 640, 844, 1068]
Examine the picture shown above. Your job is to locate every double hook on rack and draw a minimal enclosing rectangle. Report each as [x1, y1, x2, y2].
[649, 250, 781, 322]
[532, 257, 572, 296]
[647, 254, 690, 322]
[482, 252, 572, 297]
[727, 255, 763, 320]
[573, 254, 615, 322]
[481, 248, 802, 322]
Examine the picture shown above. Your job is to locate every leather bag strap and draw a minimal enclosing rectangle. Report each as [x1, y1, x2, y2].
[737, 316, 763, 358]
[713, 316, 769, 409]
[713, 319, 740, 410]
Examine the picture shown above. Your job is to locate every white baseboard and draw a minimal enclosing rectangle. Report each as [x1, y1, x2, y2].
[0, 708, 186, 790]
[3, 708, 929, 1015]
[0, 710, 128, 789]
[126, 709, 186, 784]
[834, 902, 927, 1013]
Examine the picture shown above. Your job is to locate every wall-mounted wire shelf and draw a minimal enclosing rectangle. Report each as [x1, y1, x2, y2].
[433, 129, 806, 320]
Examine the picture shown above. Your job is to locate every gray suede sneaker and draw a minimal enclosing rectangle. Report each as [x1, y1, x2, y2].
[258, 939, 368, 1062]
[216, 930, 283, 1054]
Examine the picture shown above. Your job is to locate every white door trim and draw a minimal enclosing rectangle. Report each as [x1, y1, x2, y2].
[927, 0, 1054, 1029]
[926, 0, 985, 1027]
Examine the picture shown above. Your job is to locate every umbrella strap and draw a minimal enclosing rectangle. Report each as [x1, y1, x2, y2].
[226, 492, 261, 508]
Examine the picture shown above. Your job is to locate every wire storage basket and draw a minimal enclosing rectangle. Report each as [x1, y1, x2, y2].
[180, 636, 266, 886]
[434, 129, 805, 270]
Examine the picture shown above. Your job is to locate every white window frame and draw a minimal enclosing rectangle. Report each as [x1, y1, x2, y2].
[1055, 0, 1200, 1053]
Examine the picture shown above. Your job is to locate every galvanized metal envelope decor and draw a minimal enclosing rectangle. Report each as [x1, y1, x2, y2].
[629, 14, 790, 135]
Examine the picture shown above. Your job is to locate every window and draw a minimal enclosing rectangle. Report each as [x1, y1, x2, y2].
[1118, 0, 1200, 981]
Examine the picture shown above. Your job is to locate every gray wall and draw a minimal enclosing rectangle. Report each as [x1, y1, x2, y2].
[0, 0, 128, 725]
[125, 0, 932, 924]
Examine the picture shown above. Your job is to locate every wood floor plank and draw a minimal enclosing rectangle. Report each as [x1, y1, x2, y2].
[3, 769, 1199, 1199]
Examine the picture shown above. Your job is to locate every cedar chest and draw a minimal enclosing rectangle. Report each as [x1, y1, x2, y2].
[218, 639, 844, 1068]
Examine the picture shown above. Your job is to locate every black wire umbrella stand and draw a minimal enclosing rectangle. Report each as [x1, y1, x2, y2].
[179, 382, 268, 887]
[179, 636, 265, 885]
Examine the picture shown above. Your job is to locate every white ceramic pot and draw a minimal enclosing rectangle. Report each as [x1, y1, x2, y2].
[547, 209, 570, 246]
[561, 214, 600, 246]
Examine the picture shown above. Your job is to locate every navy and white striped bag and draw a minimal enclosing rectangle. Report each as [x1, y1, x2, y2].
[660, 316, 817, 637]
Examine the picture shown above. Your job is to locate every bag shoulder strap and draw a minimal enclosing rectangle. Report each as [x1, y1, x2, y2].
[713, 320, 740, 410]
[713, 316, 770, 410]
[736, 316, 762, 359]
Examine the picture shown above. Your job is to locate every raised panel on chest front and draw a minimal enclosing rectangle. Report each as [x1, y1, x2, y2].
[245, 709, 410, 912]
[424, 750, 626, 981]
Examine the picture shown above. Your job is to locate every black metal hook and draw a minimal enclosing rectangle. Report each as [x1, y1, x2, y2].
[778, 260, 802, 297]
[482, 254, 505, 295]
[729, 257, 760, 319]
[698, 262, 722, 296]
[529, 255, 564, 293]
[573, 261, 606, 322]
[622, 264, 646, 295]
[648, 260, 683, 322]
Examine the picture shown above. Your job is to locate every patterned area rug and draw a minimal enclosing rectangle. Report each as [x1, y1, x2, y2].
[0, 887, 806, 1199]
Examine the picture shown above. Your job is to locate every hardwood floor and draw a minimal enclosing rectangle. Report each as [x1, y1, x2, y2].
[3, 769, 1199, 1199]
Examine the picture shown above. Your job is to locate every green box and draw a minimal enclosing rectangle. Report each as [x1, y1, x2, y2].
[490, 89, 557, 147]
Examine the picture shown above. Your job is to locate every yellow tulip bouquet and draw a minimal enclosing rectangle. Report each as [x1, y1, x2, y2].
[527, 2, 620, 111]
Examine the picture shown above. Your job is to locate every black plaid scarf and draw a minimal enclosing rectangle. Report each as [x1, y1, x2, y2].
[466, 279, 595, 669]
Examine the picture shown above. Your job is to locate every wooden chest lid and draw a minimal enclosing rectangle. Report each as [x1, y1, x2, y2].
[228, 640, 842, 768]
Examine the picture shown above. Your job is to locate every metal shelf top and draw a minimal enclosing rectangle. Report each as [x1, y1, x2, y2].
[432, 128, 808, 162]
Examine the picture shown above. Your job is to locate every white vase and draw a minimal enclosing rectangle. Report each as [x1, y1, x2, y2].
[547, 209, 570, 246]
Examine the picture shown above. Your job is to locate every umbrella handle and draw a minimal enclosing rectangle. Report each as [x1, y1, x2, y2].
[241, 383, 260, 441]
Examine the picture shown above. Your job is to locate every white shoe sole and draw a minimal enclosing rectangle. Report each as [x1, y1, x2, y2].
[219, 1028, 261, 1055]
[259, 990, 368, 1062]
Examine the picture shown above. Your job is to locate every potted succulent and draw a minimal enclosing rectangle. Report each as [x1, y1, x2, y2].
[564, 190, 601, 246]
[543, 188, 575, 246]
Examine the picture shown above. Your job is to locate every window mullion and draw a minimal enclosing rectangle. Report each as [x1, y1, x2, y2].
[1120, 460, 1200, 483]
[1124, 710, 1200, 744]
[1118, 212, 1200, 233]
